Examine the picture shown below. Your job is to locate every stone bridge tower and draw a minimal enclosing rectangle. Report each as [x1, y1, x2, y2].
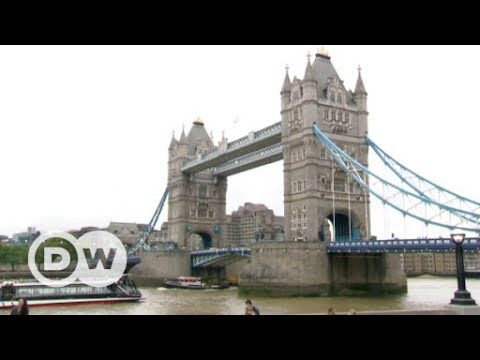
[167, 118, 227, 250]
[281, 49, 371, 243]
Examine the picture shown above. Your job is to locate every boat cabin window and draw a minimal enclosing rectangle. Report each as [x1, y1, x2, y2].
[14, 285, 111, 299]
[0, 285, 15, 301]
[179, 277, 201, 283]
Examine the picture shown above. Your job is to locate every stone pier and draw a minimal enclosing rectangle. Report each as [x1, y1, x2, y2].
[239, 242, 407, 297]
[130, 251, 191, 286]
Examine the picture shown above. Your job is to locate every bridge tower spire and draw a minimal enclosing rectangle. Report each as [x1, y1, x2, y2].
[354, 66, 369, 136]
[281, 65, 292, 110]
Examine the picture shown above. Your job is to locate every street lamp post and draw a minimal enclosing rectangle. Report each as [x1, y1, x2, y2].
[450, 233, 476, 306]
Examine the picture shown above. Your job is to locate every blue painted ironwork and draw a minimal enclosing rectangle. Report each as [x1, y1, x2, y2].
[191, 238, 480, 265]
[312, 124, 480, 233]
[366, 134, 480, 207]
[191, 247, 251, 268]
[129, 187, 169, 255]
[367, 134, 480, 226]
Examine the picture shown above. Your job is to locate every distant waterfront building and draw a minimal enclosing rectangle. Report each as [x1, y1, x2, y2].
[225, 203, 284, 247]
[104, 222, 162, 248]
[402, 252, 480, 275]
[11, 227, 40, 246]
[0, 235, 10, 245]
[68, 226, 101, 238]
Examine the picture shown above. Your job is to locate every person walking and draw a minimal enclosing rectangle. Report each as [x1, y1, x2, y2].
[245, 300, 260, 315]
[10, 298, 29, 315]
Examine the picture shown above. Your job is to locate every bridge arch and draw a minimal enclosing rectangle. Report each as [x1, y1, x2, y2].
[323, 209, 362, 242]
[187, 229, 214, 250]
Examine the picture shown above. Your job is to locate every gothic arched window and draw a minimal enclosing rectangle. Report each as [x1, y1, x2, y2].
[330, 92, 336, 102]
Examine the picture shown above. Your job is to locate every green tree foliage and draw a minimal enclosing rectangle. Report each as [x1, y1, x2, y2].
[0, 237, 78, 272]
[0, 245, 29, 271]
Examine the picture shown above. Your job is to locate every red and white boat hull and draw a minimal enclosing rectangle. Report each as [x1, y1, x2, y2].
[0, 297, 144, 309]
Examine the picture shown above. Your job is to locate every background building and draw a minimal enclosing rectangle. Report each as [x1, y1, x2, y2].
[104, 222, 162, 249]
[11, 227, 40, 246]
[225, 203, 284, 247]
[402, 252, 480, 275]
[0, 235, 10, 245]
[68, 226, 101, 238]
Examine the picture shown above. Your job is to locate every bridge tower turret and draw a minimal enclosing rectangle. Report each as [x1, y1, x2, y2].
[167, 119, 228, 250]
[281, 49, 371, 243]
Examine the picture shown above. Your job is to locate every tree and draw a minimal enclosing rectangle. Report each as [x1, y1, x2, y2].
[0, 245, 29, 271]
[0, 245, 8, 266]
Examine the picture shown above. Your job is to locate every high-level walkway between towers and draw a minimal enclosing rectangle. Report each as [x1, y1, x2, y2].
[181, 121, 282, 175]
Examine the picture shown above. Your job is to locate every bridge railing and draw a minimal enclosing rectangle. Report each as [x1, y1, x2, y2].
[181, 122, 281, 172]
[326, 238, 480, 253]
[191, 247, 251, 267]
[226, 122, 281, 152]
[191, 247, 251, 256]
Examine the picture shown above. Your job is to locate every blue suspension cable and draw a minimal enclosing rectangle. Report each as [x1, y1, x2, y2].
[312, 124, 480, 233]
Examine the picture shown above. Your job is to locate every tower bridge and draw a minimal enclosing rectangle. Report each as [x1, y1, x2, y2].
[167, 49, 371, 253]
[131, 48, 480, 297]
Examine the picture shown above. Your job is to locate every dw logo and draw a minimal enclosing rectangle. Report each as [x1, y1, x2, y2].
[28, 231, 127, 288]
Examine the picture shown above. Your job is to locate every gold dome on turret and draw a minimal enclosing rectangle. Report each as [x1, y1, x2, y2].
[316, 46, 330, 58]
[193, 116, 204, 126]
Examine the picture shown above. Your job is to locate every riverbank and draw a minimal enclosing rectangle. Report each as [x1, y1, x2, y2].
[303, 307, 480, 315]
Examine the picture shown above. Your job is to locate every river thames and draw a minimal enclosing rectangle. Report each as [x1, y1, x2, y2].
[1, 276, 479, 315]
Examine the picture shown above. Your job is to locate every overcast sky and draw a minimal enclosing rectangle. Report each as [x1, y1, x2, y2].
[1, 45, 480, 239]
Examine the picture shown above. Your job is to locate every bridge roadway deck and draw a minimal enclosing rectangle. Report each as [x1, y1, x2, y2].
[181, 122, 281, 174]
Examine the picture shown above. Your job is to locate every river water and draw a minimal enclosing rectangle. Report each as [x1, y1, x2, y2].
[1, 276, 479, 315]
